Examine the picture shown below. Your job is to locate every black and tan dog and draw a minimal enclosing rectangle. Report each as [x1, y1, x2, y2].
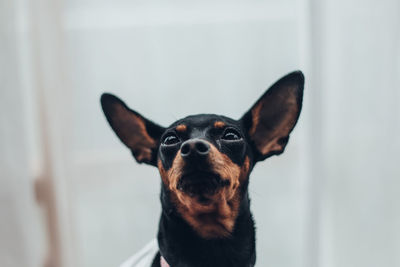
[101, 71, 304, 267]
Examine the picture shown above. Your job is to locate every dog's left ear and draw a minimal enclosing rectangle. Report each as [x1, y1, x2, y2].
[101, 93, 165, 166]
[241, 71, 304, 162]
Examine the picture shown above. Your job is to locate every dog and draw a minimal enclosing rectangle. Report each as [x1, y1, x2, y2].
[101, 71, 304, 267]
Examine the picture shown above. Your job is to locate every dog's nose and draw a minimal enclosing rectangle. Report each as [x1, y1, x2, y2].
[180, 139, 210, 159]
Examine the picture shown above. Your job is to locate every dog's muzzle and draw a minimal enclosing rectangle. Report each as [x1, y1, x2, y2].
[177, 139, 230, 201]
[180, 138, 210, 161]
[177, 171, 229, 197]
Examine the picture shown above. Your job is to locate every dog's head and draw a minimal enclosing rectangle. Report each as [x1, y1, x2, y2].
[101, 71, 304, 238]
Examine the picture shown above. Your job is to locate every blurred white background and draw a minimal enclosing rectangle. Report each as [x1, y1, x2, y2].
[1, 0, 399, 267]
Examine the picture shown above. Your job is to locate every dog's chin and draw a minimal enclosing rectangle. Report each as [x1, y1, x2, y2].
[176, 171, 229, 205]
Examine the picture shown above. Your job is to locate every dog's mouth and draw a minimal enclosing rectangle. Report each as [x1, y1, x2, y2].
[177, 171, 230, 202]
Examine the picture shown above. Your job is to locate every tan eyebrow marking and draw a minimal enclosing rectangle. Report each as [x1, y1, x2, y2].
[214, 121, 226, 128]
[176, 124, 187, 132]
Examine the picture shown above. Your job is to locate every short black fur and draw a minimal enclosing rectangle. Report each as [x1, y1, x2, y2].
[100, 71, 305, 267]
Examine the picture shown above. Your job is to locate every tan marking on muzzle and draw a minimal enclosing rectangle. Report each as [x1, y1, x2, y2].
[157, 142, 251, 239]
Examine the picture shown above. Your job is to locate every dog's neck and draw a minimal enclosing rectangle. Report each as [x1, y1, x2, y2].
[156, 185, 256, 267]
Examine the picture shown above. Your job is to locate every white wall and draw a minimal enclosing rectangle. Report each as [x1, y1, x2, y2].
[314, 1, 400, 266]
[0, 1, 45, 267]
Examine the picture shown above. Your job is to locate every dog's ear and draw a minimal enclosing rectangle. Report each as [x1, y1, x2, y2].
[241, 71, 304, 162]
[101, 93, 165, 166]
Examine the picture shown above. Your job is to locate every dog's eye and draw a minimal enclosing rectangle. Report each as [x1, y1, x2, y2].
[163, 134, 180, 145]
[222, 129, 241, 140]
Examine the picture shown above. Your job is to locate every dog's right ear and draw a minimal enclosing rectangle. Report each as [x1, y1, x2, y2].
[100, 93, 165, 166]
[240, 71, 304, 162]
